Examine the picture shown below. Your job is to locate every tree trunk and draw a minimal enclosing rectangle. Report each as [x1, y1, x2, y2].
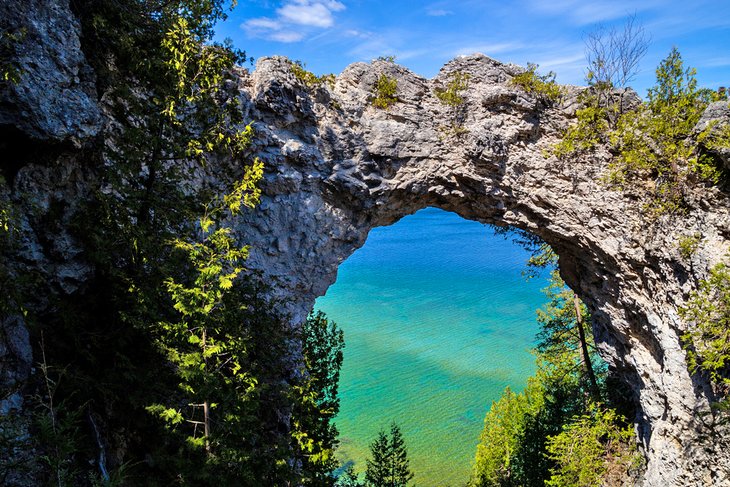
[574, 295, 600, 399]
[202, 327, 211, 455]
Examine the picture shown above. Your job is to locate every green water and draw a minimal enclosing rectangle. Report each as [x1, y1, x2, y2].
[314, 208, 549, 486]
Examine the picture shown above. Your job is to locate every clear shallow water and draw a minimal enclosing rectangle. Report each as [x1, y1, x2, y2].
[314, 208, 550, 486]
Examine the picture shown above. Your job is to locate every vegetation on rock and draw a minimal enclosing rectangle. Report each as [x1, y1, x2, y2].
[291, 60, 336, 88]
[511, 63, 562, 103]
[680, 259, 730, 408]
[372, 74, 398, 109]
[553, 45, 729, 216]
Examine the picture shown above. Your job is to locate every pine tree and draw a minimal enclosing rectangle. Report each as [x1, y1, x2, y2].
[365, 430, 390, 486]
[388, 423, 412, 486]
[365, 422, 413, 487]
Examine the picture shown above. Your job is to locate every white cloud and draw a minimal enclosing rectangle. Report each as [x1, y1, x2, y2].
[246, 18, 282, 30]
[344, 29, 372, 39]
[270, 31, 306, 42]
[278, 0, 345, 28]
[427, 8, 453, 16]
[243, 0, 346, 42]
[454, 42, 520, 57]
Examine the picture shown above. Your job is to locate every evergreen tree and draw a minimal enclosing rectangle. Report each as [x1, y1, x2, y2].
[335, 465, 364, 487]
[294, 311, 346, 485]
[365, 430, 390, 486]
[365, 422, 413, 487]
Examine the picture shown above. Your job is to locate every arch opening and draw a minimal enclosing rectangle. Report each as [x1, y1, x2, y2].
[314, 207, 558, 486]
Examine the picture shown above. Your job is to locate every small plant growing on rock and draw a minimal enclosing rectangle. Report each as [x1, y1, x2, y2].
[290, 60, 335, 89]
[435, 71, 470, 107]
[511, 63, 563, 103]
[545, 403, 641, 487]
[678, 233, 702, 260]
[0, 28, 26, 85]
[376, 55, 396, 63]
[435, 71, 471, 137]
[372, 74, 398, 109]
[552, 97, 610, 159]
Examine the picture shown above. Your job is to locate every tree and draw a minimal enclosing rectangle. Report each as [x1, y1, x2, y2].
[365, 422, 414, 487]
[536, 270, 601, 400]
[545, 403, 638, 487]
[336, 464, 364, 487]
[471, 386, 538, 486]
[584, 14, 649, 96]
[146, 161, 262, 454]
[607, 47, 726, 213]
[293, 311, 346, 485]
[470, 238, 632, 487]
[553, 16, 648, 158]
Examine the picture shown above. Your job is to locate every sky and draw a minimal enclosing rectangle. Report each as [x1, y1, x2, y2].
[214, 0, 730, 96]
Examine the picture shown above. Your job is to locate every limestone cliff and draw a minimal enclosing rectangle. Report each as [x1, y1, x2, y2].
[1, 1, 730, 485]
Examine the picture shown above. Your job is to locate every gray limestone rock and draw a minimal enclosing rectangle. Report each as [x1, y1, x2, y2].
[0, 0, 101, 144]
[231, 55, 730, 486]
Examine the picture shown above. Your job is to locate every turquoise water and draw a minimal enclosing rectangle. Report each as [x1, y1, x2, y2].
[314, 208, 549, 486]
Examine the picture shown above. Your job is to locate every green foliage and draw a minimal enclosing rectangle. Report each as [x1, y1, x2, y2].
[435, 71, 470, 107]
[435, 71, 471, 136]
[32, 345, 86, 487]
[0, 27, 25, 85]
[293, 311, 345, 485]
[291, 60, 336, 88]
[545, 403, 639, 487]
[678, 233, 702, 260]
[470, 249, 638, 487]
[552, 96, 610, 159]
[147, 164, 262, 453]
[680, 261, 730, 393]
[552, 47, 727, 216]
[365, 422, 413, 487]
[605, 48, 724, 214]
[471, 384, 543, 486]
[336, 465, 364, 487]
[511, 63, 563, 103]
[372, 74, 398, 109]
[376, 55, 396, 63]
[6, 1, 344, 485]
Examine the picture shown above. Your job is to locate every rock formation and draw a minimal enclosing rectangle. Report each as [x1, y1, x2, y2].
[1, 1, 729, 485]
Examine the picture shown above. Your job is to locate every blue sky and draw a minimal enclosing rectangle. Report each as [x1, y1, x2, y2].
[214, 0, 730, 95]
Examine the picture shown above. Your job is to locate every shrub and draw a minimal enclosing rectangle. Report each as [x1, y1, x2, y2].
[552, 99, 610, 159]
[678, 234, 702, 260]
[545, 404, 640, 487]
[680, 260, 730, 399]
[290, 60, 335, 88]
[511, 63, 563, 103]
[372, 73, 398, 109]
[435, 71, 470, 107]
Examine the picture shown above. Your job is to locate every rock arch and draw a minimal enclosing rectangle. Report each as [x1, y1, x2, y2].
[236, 55, 730, 486]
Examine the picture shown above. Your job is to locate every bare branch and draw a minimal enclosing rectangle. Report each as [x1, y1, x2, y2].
[584, 13, 650, 89]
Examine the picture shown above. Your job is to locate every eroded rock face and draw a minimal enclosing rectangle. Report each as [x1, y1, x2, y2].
[235, 56, 730, 486]
[0, 0, 101, 144]
[1, 4, 730, 482]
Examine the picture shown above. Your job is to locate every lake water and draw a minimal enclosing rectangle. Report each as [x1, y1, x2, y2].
[314, 207, 550, 486]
